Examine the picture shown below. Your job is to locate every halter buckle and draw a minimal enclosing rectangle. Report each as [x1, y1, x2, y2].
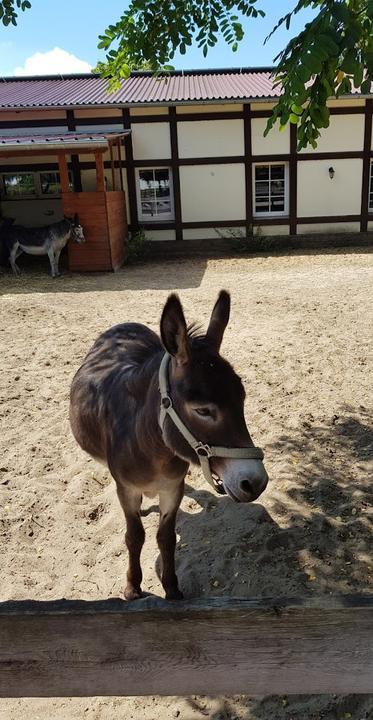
[195, 442, 212, 458]
[161, 395, 172, 410]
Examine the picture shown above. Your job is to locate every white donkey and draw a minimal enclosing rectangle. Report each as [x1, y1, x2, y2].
[6, 214, 85, 277]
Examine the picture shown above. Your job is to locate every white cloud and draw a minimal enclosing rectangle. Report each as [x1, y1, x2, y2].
[14, 47, 91, 76]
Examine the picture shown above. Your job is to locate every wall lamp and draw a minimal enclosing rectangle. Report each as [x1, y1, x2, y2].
[328, 166, 335, 180]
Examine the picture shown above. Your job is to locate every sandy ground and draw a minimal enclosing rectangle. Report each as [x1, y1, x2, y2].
[0, 248, 372, 720]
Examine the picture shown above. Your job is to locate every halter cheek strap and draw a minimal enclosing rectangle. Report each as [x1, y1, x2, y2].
[158, 352, 264, 494]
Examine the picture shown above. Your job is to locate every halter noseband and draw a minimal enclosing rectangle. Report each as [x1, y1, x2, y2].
[158, 352, 264, 495]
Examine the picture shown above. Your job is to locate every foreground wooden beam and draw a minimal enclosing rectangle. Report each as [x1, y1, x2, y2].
[0, 596, 372, 698]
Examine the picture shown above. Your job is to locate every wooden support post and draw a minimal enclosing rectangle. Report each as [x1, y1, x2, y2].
[0, 595, 372, 698]
[95, 151, 105, 192]
[57, 152, 70, 193]
[109, 141, 116, 191]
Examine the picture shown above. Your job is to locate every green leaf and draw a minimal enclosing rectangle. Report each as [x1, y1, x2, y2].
[180, 42, 186, 54]
[291, 103, 303, 115]
[289, 113, 299, 124]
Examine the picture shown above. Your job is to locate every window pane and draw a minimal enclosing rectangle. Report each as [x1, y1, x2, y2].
[256, 203, 269, 213]
[271, 180, 284, 195]
[3, 173, 36, 197]
[156, 200, 172, 215]
[255, 166, 269, 181]
[141, 200, 157, 217]
[139, 170, 154, 185]
[270, 198, 285, 212]
[40, 172, 60, 195]
[256, 181, 269, 196]
[270, 165, 285, 180]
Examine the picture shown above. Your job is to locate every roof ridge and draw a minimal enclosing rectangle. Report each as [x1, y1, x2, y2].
[0, 67, 275, 83]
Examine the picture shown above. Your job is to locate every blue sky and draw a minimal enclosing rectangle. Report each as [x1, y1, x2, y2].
[0, 0, 315, 76]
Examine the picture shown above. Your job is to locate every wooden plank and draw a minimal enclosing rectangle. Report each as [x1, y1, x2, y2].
[109, 140, 116, 191]
[57, 152, 70, 193]
[95, 151, 105, 192]
[0, 596, 372, 698]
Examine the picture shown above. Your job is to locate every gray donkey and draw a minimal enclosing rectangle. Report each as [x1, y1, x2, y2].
[6, 214, 85, 277]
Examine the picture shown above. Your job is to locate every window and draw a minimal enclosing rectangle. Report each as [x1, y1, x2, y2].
[253, 163, 288, 217]
[40, 171, 63, 196]
[369, 162, 373, 212]
[0, 171, 71, 200]
[2, 173, 37, 199]
[136, 168, 174, 221]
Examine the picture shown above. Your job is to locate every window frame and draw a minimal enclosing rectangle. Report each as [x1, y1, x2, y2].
[252, 162, 289, 218]
[135, 166, 174, 223]
[0, 170, 70, 200]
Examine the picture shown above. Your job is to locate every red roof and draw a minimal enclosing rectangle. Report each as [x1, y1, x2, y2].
[0, 69, 280, 108]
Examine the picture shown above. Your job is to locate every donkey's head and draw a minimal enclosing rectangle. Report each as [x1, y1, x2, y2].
[66, 214, 85, 244]
[160, 291, 268, 503]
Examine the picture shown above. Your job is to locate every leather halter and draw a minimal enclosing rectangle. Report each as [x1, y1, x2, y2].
[158, 352, 264, 495]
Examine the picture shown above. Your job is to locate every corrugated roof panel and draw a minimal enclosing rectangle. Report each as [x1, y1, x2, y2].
[0, 70, 369, 108]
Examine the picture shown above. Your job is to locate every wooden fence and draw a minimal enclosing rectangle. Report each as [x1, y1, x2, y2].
[0, 595, 372, 698]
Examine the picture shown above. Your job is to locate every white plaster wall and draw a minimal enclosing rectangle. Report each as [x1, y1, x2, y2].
[299, 114, 364, 154]
[144, 229, 176, 241]
[251, 117, 290, 155]
[258, 224, 290, 236]
[250, 103, 275, 112]
[74, 109, 122, 119]
[80, 168, 97, 192]
[297, 222, 361, 234]
[182, 227, 246, 240]
[176, 104, 242, 114]
[178, 119, 244, 158]
[130, 107, 168, 116]
[180, 164, 245, 222]
[368, 220, 373, 231]
[297, 159, 363, 216]
[0, 110, 66, 121]
[327, 99, 365, 108]
[132, 122, 171, 160]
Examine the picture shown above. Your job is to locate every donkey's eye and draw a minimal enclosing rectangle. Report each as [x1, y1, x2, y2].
[195, 407, 211, 417]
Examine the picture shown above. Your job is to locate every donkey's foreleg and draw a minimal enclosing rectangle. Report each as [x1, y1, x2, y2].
[9, 243, 21, 275]
[47, 247, 58, 278]
[157, 481, 184, 600]
[116, 484, 145, 601]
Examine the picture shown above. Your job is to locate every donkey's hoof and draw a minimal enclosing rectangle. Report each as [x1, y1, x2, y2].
[165, 588, 184, 601]
[124, 585, 143, 601]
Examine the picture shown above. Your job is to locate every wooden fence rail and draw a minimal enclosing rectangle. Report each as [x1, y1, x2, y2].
[0, 595, 372, 697]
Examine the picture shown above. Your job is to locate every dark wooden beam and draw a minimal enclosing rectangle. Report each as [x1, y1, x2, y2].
[289, 124, 298, 235]
[169, 107, 182, 241]
[360, 99, 373, 232]
[66, 109, 82, 193]
[243, 103, 253, 235]
[122, 108, 139, 230]
[0, 596, 372, 698]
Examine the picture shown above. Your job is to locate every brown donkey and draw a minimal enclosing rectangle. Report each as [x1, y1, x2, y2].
[69, 291, 268, 600]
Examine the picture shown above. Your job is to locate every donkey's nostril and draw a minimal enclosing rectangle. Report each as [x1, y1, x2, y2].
[240, 479, 253, 495]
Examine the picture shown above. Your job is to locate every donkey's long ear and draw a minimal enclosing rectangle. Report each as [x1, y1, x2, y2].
[73, 213, 80, 226]
[160, 294, 189, 365]
[206, 290, 231, 352]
